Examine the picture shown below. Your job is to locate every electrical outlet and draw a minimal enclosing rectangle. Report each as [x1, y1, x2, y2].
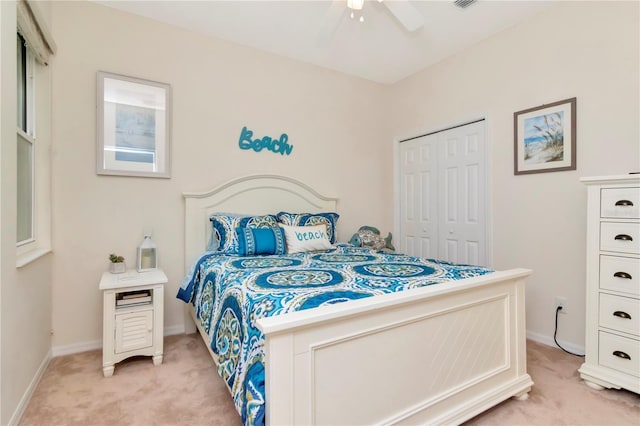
[555, 296, 567, 314]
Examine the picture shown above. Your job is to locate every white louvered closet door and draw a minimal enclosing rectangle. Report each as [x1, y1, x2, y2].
[399, 120, 487, 266]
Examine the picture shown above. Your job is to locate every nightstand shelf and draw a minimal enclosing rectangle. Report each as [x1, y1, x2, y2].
[99, 269, 167, 377]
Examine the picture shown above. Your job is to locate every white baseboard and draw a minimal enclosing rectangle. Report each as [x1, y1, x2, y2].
[8, 348, 52, 426]
[526, 330, 585, 355]
[51, 324, 187, 357]
[51, 339, 102, 357]
[52, 328, 583, 358]
[164, 324, 186, 336]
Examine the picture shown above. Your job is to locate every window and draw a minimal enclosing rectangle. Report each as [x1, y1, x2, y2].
[17, 34, 27, 131]
[17, 33, 35, 246]
[15, 0, 55, 266]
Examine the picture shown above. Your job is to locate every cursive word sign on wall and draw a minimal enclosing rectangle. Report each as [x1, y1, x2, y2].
[238, 126, 294, 156]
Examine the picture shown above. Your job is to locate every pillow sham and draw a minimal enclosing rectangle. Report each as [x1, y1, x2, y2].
[279, 223, 334, 254]
[209, 214, 278, 253]
[276, 212, 339, 244]
[236, 227, 286, 256]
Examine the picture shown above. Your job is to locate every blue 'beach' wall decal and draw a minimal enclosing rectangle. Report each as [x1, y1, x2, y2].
[238, 126, 293, 156]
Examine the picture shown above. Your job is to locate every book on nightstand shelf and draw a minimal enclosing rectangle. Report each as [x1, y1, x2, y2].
[116, 290, 151, 306]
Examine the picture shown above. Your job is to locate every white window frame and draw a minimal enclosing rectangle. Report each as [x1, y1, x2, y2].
[17, 34, 36, 137]
[15, 1, 54, 267]
[16, 35, 51, 266]
[17, 129, 35, 248]
[17, 37, 36, 247]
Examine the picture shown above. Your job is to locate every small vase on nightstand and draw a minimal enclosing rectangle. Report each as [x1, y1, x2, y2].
[108, 254, 126, 274]
[109, 262, 126, 274]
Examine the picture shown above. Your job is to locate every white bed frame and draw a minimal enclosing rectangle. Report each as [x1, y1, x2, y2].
[183, 174, 532, 425]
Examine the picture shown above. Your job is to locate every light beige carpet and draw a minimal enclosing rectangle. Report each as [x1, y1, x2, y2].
[21, 334, 241, 426]
[20, 335, 639, 425]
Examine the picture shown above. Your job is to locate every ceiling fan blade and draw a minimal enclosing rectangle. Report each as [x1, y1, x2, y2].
[316, 0, 348, 46]
[382, 0, 424, 32]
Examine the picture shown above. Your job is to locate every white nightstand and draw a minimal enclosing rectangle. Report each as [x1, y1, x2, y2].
[99, 269, 167, 377]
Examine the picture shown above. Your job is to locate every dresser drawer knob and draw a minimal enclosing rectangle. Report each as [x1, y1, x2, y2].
[614, 199, 634, 207]
[613, 271, 632, 280]
[614, 234, 633, 242]
[613, 310, 632, 320]
[612, 350, 631, 360]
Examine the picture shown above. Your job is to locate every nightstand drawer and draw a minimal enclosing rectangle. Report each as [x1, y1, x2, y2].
[600, 222, 640, 254]
[601, 187, 640, 219]
[599, 293, 639, 336]
[115, 310, 153, 354]
[599, 331, 640, 378]
[600, 255, 640, 296]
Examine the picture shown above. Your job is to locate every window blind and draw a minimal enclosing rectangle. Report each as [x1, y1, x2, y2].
[16, 0, 56, 65]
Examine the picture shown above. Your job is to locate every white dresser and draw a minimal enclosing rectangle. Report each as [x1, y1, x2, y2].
[579, 175, 640, 393]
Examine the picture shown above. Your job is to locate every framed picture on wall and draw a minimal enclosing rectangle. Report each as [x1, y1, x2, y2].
[514, 97, 576, 175]
[97, 71, 172, 178]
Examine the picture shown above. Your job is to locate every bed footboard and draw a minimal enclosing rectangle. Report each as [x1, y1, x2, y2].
[257, 268, 532, 425]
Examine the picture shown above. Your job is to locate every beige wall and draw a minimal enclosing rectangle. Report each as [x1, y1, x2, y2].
[389, 1, 639, 347]
[50, 0, 640, 352]
[1, 1, 54, 424]
[50, 1, 390, 348]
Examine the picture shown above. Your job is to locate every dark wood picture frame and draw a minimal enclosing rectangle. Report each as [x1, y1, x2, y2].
[514, 97, 576, 175]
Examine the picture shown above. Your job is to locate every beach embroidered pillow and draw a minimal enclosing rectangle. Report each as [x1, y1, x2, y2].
[209, 214, 278, 253]
[236, 227, 286, 256]
[280, 224, 334, 254]
[276, 212, 339, 244]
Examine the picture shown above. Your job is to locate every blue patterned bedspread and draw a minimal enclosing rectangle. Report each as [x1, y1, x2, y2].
[176, 245, 492, 425]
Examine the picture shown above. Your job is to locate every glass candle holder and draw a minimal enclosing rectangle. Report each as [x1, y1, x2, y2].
[137, 235, 157, 272]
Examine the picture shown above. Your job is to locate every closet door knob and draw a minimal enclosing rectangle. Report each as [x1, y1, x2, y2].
[615, 199, 634, 207]
[613, 271, 632, 280]
[613, 310, 632, 320]
[612, 350, 631, 360]
[614, 234, 633, 241]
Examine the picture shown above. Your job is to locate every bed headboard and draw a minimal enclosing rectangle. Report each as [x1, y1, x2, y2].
[183, 174, 338, 268]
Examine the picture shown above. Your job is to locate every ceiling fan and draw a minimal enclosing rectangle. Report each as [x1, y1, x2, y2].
[347, 0, 424, 32]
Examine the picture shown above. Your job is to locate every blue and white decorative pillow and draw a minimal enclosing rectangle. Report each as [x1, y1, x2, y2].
[279, 224, 334, 254]
[236, 227, 286, 256]
[276, 212, 339, 244]
[209, 214, 278, 253]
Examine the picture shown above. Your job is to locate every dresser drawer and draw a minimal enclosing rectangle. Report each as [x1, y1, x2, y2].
[599, 293, 639, 336]
[598, 331, 640, 377]
[601, 187, 640, 219]
[600, 255, 640, 296]
[600, 222, 640, 254]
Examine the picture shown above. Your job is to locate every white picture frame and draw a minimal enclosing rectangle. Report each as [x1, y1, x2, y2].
[97, 71, 172, 178]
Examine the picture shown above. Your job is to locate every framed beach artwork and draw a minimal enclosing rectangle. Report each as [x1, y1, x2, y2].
[97, 72, 172, 178]
[514, 97, 576, 175]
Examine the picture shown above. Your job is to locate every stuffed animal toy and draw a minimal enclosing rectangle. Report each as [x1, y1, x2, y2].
[349, 225, 395, 252]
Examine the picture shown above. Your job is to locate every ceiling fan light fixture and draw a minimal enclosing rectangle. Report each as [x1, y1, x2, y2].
[347, 0, 364, 11]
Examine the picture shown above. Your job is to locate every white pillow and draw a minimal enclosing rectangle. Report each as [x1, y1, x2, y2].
[279, 224, 334, 254]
